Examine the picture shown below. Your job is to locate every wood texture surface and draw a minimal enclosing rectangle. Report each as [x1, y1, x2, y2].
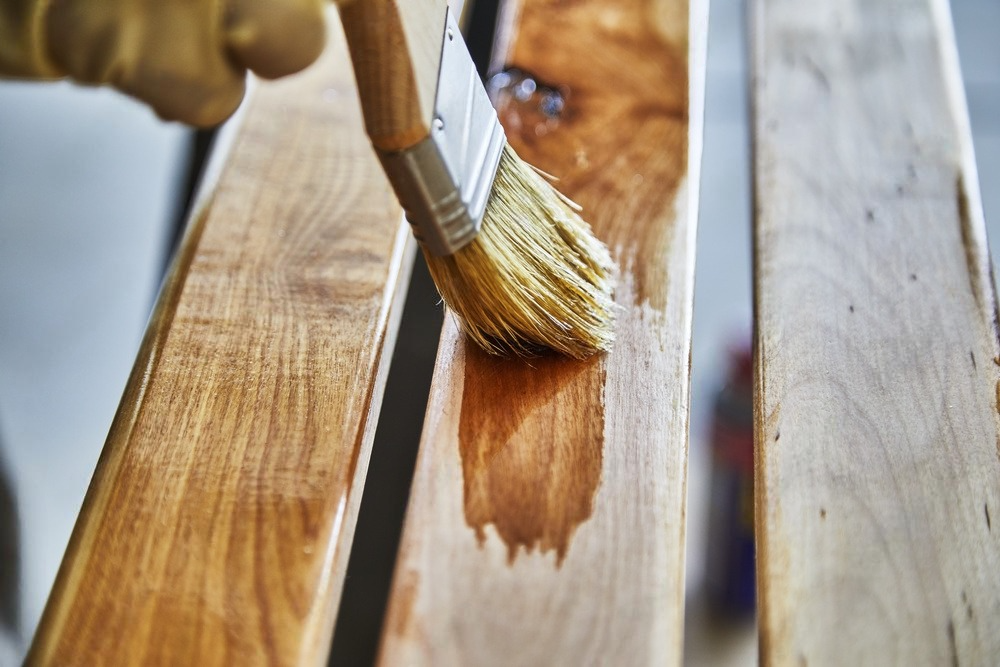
[377, 0, 708, 663]
[753, 0, 1000, 664]
[338, 0, 449, 151]
[27, 14, 413, 666]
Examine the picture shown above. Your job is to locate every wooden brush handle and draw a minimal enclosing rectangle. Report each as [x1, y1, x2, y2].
[337, 0, 449, 152]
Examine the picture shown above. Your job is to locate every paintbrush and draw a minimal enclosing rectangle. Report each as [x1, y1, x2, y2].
[336, 0, 614, 359]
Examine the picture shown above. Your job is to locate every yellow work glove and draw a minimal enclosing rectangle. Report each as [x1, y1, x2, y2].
[0, 0, 327, 126]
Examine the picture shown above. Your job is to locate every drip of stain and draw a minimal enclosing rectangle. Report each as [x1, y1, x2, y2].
[458, 341, 605, 566]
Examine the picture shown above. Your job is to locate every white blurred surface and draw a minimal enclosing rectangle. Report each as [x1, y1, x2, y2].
[0, 80, 189, 648]
[686, 0, 757, 662]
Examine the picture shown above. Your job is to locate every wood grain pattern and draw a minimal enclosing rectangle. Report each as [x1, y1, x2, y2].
[753, 0, 1000, 664]
[338, 0, 449, 151]
[377, 0, 708, 663]
[27, 14, 413, 666]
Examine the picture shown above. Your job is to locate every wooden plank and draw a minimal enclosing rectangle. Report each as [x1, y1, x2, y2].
[752, 0, 1000, 664]
[377, 0, 707, 664]
[27, 14, 413, 666]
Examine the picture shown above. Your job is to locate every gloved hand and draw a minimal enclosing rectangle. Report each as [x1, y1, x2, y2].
[0, 0, 327, 126]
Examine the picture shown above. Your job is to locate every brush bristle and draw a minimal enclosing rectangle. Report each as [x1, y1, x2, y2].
[423, 143, 616, 359]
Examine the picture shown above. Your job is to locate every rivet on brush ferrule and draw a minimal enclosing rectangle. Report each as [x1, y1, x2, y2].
[375, 6, 505, 257]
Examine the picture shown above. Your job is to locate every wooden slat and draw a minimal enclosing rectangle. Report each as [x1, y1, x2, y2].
[377, 0, 707, 663]
[27, 15, 412, 666]
[753, 0, 1000, 664]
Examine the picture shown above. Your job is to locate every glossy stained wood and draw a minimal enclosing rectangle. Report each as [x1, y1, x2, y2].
[753, 0, 1000, 663]
[27, 15, 413, 666]
[378, 0, 707, 664]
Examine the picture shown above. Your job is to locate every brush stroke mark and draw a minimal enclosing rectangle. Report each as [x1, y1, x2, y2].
[459, 344, 605, 566]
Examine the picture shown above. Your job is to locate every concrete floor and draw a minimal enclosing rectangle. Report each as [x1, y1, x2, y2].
[0, 0, 995, 663]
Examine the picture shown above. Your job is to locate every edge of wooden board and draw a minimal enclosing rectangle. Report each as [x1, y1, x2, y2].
[751, 0, 1000, 663]
[377, 0, 709, 663]
[27, 14, 416, 665]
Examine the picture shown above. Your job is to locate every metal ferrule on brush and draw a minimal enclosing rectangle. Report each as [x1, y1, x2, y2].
[375, 8, 505, 257]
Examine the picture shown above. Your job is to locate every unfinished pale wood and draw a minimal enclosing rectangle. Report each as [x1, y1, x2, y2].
[377, 0, 707, 663]
[753, 0, 1000, 664]
[27, 15, 413, 666]
[338, 0, 448, 151]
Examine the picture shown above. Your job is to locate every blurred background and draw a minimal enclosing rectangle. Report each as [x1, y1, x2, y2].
[0, 0, 995, 664]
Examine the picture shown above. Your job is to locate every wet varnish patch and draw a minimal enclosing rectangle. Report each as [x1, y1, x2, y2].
[459, 343, 605, 566]
[496, 0, 689, 310]
[455, 0, 689, 566]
